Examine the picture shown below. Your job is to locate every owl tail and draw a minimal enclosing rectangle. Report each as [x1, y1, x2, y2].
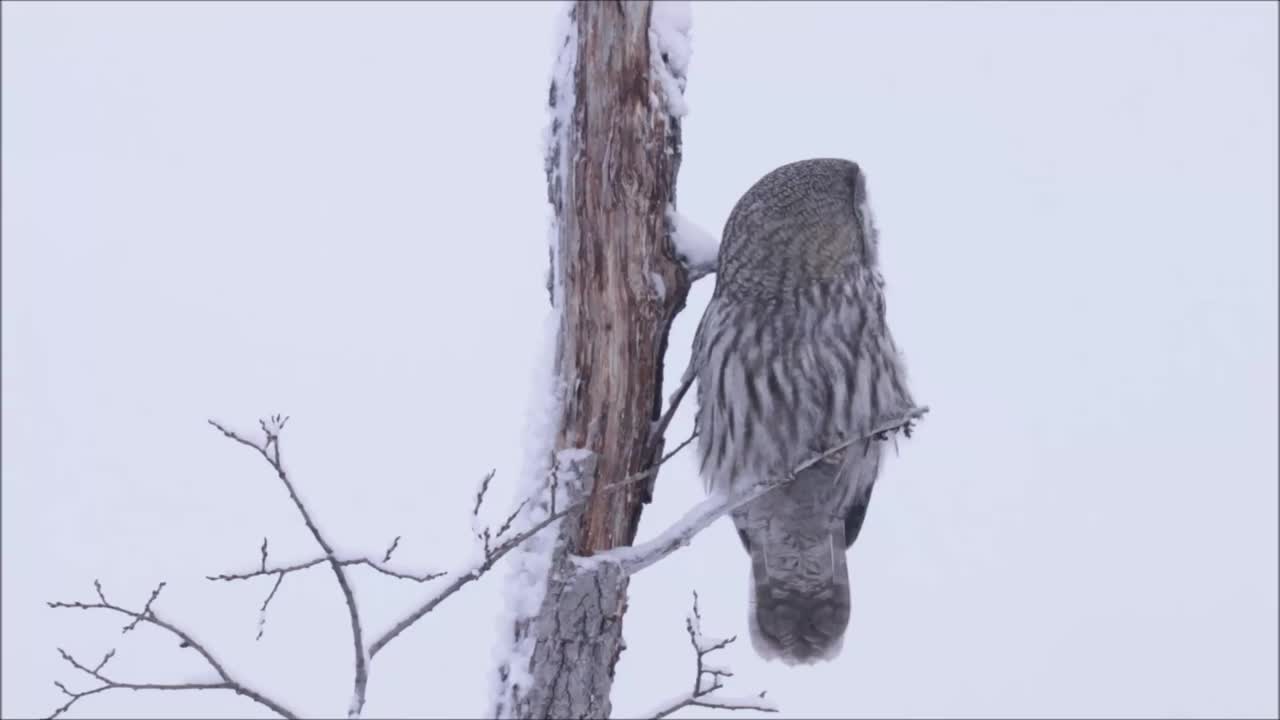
[733, 454, 875, 664]
[746, 524, 851, 665]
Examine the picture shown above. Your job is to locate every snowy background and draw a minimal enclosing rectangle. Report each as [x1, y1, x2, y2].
[3, 1, 1277, 718]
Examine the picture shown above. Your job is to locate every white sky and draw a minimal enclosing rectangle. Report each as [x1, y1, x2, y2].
[3, 1, 1276, 718]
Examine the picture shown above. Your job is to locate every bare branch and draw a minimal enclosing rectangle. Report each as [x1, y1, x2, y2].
[649, 364, 695, 454]
[209, 544, 448, 643]
[382, 536, 401, 564]
[495, 499, 530, 540]
[48, 677, 112, 720]
[46, 584, 297, 719]
[473, 468, 497, 518]
[579, 406, 930, 576]
[644, 591, 777, 719]
[207, 554, 446, 586]
[92, 649, 116, 673]
[256, 574, 285, 641]
[658, 430, 698, 468]
[207, 418, 369, 718]
[607, 428, 699, 492]
[367, 501, 574, 661]
[121, 582, 164, 634]
[208, 421, 576, 708]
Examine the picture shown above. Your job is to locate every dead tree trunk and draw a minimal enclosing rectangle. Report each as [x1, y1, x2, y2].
[493, 1, 690, 717]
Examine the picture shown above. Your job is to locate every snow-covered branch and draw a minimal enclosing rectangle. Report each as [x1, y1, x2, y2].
[207, 417, 584, 708]
[668, 208, 719, 282]
[45, 414, 586, 719]
[577, 406, 930, 576]
[46, 581, 297, 720]
[208, 416, 370, 718]
[641, 591, 777, 719]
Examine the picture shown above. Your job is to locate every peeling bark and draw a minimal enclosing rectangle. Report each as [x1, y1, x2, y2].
[494, 1, 689, 717]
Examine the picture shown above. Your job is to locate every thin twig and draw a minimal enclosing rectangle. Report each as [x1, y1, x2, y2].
[495, 499, 530, 539]
[659, 430, 698, 467]
[367, 502, 575, 660]
[48, 646, 250, 720]
[121, 582, 165, 634]
[46, 584, 297, 719]
[645, 591, 777, 719]
[207, 555, 446, 585]
[214, 546, 450, 642]
[648, 365, 695, 454]
[473, 469, 497, 518]
[382, 536, 401, 564]
[607, 428, 699, 491]
[256, 574, 285, 641]
[208, 417, 369, 718]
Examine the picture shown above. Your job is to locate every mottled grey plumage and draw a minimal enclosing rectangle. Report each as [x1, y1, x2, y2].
[691, 158, 913, 665]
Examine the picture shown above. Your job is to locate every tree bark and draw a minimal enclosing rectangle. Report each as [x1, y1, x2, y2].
[494, 1, 689, 717]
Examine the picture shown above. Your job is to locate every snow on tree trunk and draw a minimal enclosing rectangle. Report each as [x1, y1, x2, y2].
[491, 1, 691, 717]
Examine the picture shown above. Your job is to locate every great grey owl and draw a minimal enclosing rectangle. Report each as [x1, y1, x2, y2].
[690, 158, 914, 664]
